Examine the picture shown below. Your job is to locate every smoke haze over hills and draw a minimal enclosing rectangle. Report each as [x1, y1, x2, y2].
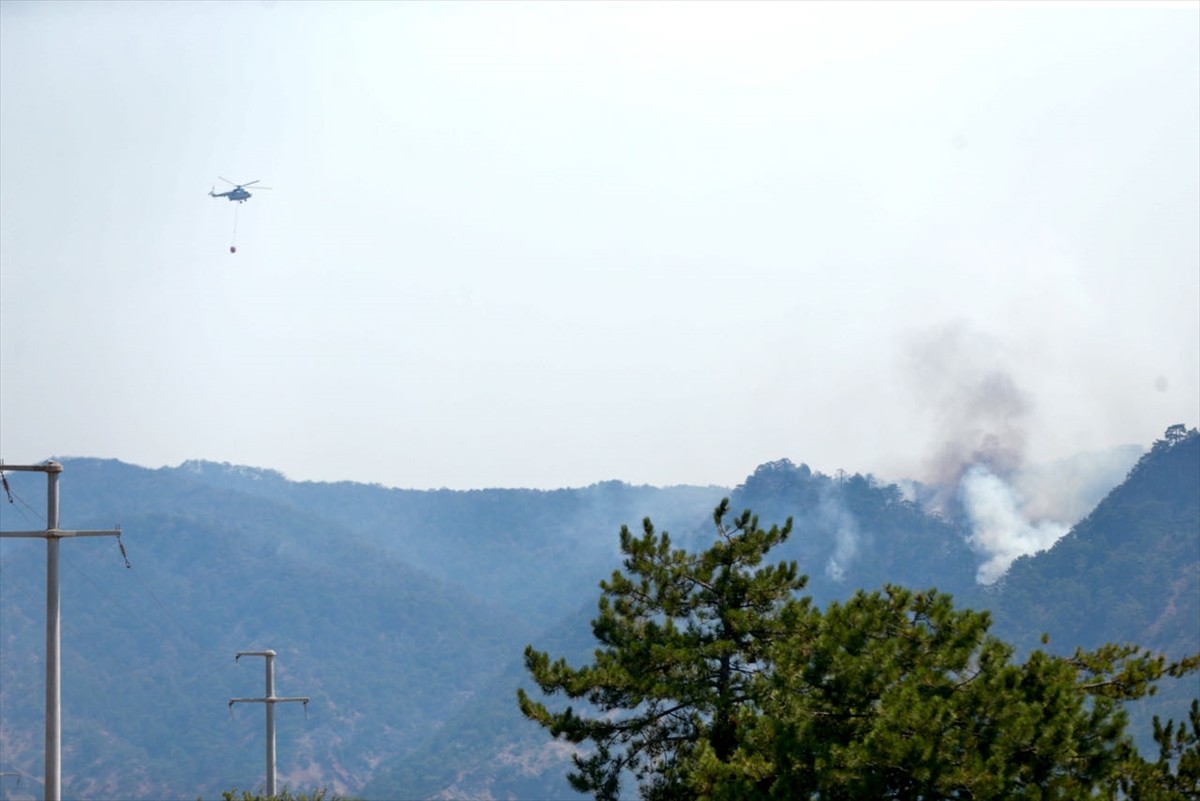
[0, 427, 1195, 799]
[2, 3, 1196, 490]
[895, 322, 1147, 581]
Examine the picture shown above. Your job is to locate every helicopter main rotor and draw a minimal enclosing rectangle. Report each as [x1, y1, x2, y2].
[218, 177, 272, 190]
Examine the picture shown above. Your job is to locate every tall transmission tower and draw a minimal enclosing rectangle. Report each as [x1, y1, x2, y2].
[229, 649, 310, 797]
[0, 462, 122, 801]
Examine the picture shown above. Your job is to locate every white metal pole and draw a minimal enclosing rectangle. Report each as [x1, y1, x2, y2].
[265, 652, 276, 798]
[45, 467, 61, 801]
[231, 649, 307, 798]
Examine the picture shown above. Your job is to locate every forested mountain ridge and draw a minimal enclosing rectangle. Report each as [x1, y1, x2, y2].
[0, 462, 721, 800]
[365, 430, 1198, 799]
[360, 461, 990, 799]
[982, 425, 1199, 656]
[0, 460, 530, 799]
[0, 428, 1195, 800]
[167, 461, 724, 630]
[727, 459, 980, 604]
[976, 426, 1200, 753]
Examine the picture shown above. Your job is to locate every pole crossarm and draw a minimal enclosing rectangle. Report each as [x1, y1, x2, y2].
[236, 650, 276, 658]
[230, 696, 311, 705]
[0, 529, 121, 538]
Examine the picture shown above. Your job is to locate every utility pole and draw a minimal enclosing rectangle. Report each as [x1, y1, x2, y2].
[229, 650, 309, 797]
[0, 462, 122, 801]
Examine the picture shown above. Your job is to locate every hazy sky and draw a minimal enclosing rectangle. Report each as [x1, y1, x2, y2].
[2, 1, 1197, 490]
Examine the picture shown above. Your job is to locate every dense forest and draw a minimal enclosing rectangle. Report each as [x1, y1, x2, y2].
[0, 428, 1196, 799]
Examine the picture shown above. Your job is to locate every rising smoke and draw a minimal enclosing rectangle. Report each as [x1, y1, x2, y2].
[818, 482, 860, 582]
[904, 323, 1076, 584]
[959, 465, 1068, 583]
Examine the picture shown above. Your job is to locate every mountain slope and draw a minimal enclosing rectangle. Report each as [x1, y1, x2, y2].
[386, 435, 1198, 799]
[2, 431, 1192, 800]
[364, 464, 987, 799]
[727, 460, 980, 604]
[0, 461, 534, 800]
[983, 426, 1199, 657]
[170, 462, 724, 630]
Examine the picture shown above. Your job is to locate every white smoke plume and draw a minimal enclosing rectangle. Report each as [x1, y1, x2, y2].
[904, 323, 1077, 583]
[960, 464, 1069, 584]
[819, 486, 860, 583]
[905, 324, 1030, 493]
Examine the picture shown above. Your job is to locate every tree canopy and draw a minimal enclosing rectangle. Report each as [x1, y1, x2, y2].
[518, 500, 804, 800]
[518, 501, 1200, 800]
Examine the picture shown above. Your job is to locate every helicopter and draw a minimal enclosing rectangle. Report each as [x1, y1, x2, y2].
[209, 177, 270, 203]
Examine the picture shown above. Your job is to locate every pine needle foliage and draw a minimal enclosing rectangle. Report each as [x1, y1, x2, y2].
[206, 788, 350, 801]
[518, 499, 806, 800]
[519, 501, 1200, 800]
[703, 589, 1198, 800]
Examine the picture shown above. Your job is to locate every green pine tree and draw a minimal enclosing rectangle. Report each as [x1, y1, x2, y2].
[520, 503, 1200, 800]
[702, 587, 1197, 799]
[517, 500, 806, 800]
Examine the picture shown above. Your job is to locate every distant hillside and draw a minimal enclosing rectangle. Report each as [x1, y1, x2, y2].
[0, 461, 720, 800]
[981, 425, 1199, 656]
[170, 461, 724, 630]
[0, 460, 530, 799]
[728, 460, 980, 604]
[365, 434, 1197, 800]
[1, 431, 1193, 801]
[977, 426, 1200, 750]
